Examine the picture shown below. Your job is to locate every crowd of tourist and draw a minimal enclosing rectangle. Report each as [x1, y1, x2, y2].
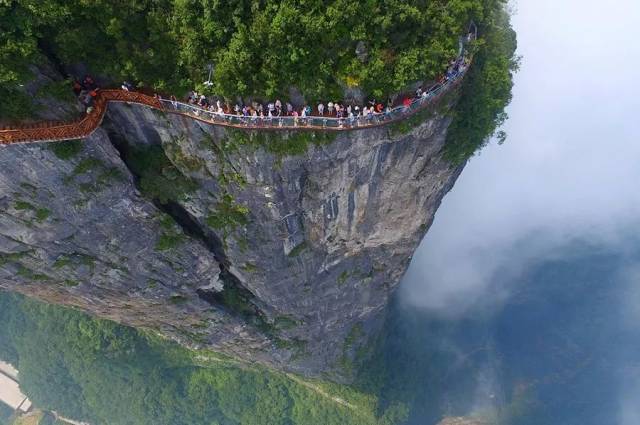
[179, 55, 470, 123]
[69, 39, 470, 123]
[72, 76, 101, 113]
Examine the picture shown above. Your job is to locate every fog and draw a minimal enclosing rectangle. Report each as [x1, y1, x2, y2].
[401, 0, 640, 315]
[395, 1, 640, 423]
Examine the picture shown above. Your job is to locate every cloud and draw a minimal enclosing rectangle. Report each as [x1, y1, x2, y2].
[399, 0, 640, 316]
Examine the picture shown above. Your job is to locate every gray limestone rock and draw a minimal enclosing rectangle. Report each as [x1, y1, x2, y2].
[0, 93, 463, 381]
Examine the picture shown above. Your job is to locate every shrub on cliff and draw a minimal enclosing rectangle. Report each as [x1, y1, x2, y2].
[3, 0, 500, 104]
[444, 2, 519, 164]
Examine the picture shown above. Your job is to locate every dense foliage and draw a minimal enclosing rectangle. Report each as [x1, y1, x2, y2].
[0, 292, 404, 425]
[443, 1, 518, 163]
[1, 0, 517, 162]
[2, 1, 499, 104]
[0, 402, 11, 425]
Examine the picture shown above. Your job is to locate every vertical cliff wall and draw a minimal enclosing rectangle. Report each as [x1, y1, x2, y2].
[0, 93, 462, 379]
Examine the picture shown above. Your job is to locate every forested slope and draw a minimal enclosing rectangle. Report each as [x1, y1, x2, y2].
[0, 292, 406, 425]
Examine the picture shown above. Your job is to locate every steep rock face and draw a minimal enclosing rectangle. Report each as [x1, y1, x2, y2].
[0, 97, 462, 379]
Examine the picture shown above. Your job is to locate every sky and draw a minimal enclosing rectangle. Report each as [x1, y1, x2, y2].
[400, 0, 640, 316]
[397, 1, 640, 423]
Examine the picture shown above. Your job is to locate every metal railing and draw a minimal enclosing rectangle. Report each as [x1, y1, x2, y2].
[0, 33, 474, 144]
[157, 69, 465, 131]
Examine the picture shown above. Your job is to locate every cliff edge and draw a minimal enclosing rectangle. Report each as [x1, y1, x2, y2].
[0, 89, 462, 379]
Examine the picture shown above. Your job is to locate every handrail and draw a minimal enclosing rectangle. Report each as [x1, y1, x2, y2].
[0, 38, 473, 145]
[156, 71, 465, 131]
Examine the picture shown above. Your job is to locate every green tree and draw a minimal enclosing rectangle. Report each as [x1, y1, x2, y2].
[444, 0, 519, 163]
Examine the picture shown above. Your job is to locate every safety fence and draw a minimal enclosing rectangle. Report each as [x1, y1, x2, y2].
[158, 71, 464, 131]
[0, 34, 474, 145]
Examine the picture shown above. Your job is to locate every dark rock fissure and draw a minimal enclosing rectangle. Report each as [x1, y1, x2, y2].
[103, 127, 269, 328]
[159, 200, 228, 264]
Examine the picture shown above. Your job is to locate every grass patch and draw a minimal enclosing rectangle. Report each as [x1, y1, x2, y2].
[274, 315, 300, 330]
[338, 323, 365, 375]
[14, 200, 34, 211]
[0, 250, 32, 267]
[49, 140, 83, 160]
[53, 256, 72, 269]
[225, 129, 336, 158]
[20, 182, 38, 192]
[13, 409, 45, 425]
[240, 262, 258, 273]
[13, 202, 51, 223]
[53, 253, 96, 270]
[164, 138, 205, 172]
[126, 145, 199, 204]
[274, 336, 307, 353]
[205, 193, 249, 234]
[155, 232, 185, 251]
[35, 208, 51, 222]
[389, 104, 438, 136]
[16, 265, 50, 281]
[237, 236, 249, 253]
[159, 214, 175, 230]
[169, 294, 188, 304]
[287, 241, 308, 257]
[337, 270, 350, 285]
[155, 215, 186, 251]
[220, 286, 255, 317]
[72, 157, 104, 176]
[65, 155, 124, 193]
[344, 323, 364, 350]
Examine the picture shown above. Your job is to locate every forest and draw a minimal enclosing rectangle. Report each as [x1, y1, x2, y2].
[1, 0, 516, 161]
[0, 291, 406, 425]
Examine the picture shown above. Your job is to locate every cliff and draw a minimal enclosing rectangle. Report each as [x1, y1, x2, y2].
[0, 90, 462, 379]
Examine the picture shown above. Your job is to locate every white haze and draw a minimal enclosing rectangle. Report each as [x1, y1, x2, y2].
[400, 0, 640, 316]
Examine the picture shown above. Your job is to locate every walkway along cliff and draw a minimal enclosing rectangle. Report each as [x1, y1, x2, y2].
[0, 60, 468, 144]
[0, 41, 473, 381]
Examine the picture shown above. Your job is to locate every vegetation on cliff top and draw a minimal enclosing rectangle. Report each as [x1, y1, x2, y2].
[1, 0, 516, 163]
[3, 1, 501, 107]
[444, 3, 518, 163]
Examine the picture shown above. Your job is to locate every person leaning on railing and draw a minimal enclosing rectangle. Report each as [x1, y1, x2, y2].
[119, 37, 469, 127]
